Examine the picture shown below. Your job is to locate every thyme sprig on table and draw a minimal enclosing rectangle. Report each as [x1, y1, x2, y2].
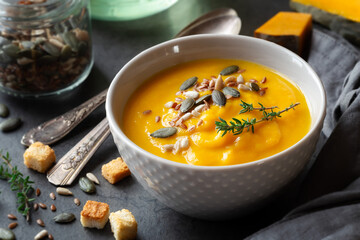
[215, 101, 300, 137]
[0, 151, 35, 221]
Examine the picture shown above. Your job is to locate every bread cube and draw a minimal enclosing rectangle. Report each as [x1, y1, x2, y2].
[109, 209, 137, 240]
[23, 142, 56, 173]
[102, 157, 131, 184]
[80, 200, 110, 229]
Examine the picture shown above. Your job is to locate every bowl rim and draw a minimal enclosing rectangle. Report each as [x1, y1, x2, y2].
[106, 34, 326, 171]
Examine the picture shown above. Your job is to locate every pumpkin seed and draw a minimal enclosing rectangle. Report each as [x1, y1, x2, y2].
[60, 45, 72, 60]
[212, 90, 226, 106]
[220, 65, 239, 75]
[62, 32, 78, 51]
[53, 213, 76, 223]
[150, 127, 177, 138]
[195, 94, 211, 105]
[0, 118, 22, 132]
[79, 177, 96, 193]
[0, 50, 12, 63]
[2, 44, 19, 59]
[180, 76, 198, 91]
[0, 36, 11, 47]
[180, 98, 195, 113]
[0, 228, 15, 240]
[21, 41, 35, 49]
[86, 172, 99, 185]
[223, 87, 240, 98]
[0, 103, 9, 118]
[41, 41, 60, 57]
[250, 82, 260, 91]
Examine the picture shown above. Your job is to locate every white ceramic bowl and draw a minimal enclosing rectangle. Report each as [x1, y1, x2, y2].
[106, 34, 326, 220]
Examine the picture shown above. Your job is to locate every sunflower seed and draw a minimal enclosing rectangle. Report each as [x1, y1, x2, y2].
[7, 214, 16, 220]
[34, 229, 48, 240]
[224, 76, 237, 84]
[79, 177, 96, 194]
[195, 94, 211, 105]
[36, 219, 45, 227]
[86, 172, 99, 185]
[212, 90, 226, 106]
[8, 222, 17, 229]
[238, 84, 251, 91]
[184, 91, 199, 99]
[0, 228, 15, 240]
[250, 82, 260, 91]
[180, 98, 195, 113]
[164, 101, 175, 108]
[220, 65, 239, 75]
[150, 127, 177, 138]
[215, 75, 224, 90]
[33, 203, 39, 211]
[62, 32, 78, 51]
[237, 74, 244, 84]
[180, 76, 198, 91]
[261, 77, 267, 83]
[53, 213, 76, 223]
[223, 87, 240, 98]
[180, 137, 189, 149]
[0, 118, 22, 132]
[56, 187, 73, 196]
[194, 104, 206, 113]
[155, 116, 161, 123]
[162, 144, 174, 152]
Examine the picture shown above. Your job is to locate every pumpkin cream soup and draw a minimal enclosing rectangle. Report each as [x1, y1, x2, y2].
[122, 59, 311, 166]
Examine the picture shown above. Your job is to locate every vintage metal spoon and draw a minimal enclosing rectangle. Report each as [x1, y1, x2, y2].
[21, 8, 241, 147]
[45, 9, 241, 186]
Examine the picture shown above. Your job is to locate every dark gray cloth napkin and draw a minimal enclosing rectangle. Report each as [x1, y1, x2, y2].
[246, 27, 360, 239]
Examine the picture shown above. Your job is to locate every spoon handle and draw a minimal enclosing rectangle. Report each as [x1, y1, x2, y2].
[21, 89, 108, 146]
[47, 117, 110, 185]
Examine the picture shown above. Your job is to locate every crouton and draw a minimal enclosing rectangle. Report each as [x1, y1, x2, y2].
[109, 209, 137, 240]
[101, 157, 130, 184]
[23, 142, 56, 173]
[80, 200, 110, 229]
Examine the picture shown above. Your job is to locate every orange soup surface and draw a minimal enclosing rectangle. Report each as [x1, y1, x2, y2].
[122, 59, 311, 166]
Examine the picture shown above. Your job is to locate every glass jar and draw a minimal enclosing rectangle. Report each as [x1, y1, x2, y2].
[0, 0, 93, 97]
[90, 0, 178, 21]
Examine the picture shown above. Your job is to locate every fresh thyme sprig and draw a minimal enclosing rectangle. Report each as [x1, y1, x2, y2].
[239, 100, 278, 114]
[0, 151, 35, 221]
[215, 102, 300, 136]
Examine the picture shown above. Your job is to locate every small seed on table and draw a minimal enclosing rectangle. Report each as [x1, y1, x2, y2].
[53, 213, 76, 223]
[74, 198, 81, 206]
[34, 229, 48, 240]
[37, 219, 45, 227]
[8, 222, 17, 229]
[79, 177, 96, 194]
[36, 188, 41, 196]
[39, 203, 47, 209]
[48, 234, 54, 240]
[34, 203, 39, 211]
[7, 214, 17, 220]
[86, 172, 100, 185]
[50, 204, 56, 212]
[56, 187, 73, 196]
[0, 103, 9, 118]
[0, 118, 22, 132]
[49, 192, 56, 200]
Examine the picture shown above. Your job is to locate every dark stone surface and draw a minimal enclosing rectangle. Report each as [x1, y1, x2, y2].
[0, 0, 293, 239]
